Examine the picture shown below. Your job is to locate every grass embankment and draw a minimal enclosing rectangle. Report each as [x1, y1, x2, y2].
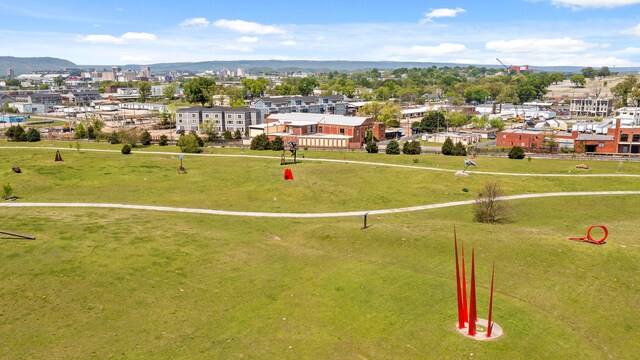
[0, 144, 639, 358]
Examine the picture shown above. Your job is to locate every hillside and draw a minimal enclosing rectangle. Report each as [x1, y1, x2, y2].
[0, 56, 77, 75]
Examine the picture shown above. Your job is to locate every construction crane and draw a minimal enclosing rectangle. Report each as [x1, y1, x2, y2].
[496, 58, 511, 73]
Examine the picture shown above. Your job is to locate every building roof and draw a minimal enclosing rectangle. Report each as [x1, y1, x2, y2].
[575, 134, 615, 141]
[266, 113, 370, 126]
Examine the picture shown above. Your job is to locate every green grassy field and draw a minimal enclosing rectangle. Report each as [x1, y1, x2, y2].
[1, 143, 639, 359]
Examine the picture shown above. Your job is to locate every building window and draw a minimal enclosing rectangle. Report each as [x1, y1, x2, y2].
[598, 142, 605, 148]
[192, 114, 196, 118]
[205, 114, 209, 118]
[633, 135, 640, 142]
[236, 121, 243, 124]
[340, 128, 345, 135]
[621, 134, 629, 142]
[237, 114, 242, 119]
[178, 114, 183, 118]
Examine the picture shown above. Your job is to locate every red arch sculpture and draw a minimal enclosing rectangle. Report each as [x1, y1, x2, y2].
[569, 225, 608, 245]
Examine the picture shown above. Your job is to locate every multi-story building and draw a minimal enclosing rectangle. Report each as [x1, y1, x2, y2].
[140, 66, 151, 78]
[176, 106, 259, 133]
[570, 98, 613, 117]
[251, 95, 347, 120]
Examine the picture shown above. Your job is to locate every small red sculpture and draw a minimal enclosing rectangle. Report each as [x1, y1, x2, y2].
[569, 225, 608, 245]
[284, 168, 294, 180]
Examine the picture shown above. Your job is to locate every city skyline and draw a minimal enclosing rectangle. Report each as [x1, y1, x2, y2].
[1, 0, 640, 67]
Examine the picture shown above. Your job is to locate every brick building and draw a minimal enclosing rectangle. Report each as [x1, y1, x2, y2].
[254, 113, 385, 149]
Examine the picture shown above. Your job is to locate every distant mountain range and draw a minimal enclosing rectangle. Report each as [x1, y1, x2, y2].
[2, 56, 639, 75]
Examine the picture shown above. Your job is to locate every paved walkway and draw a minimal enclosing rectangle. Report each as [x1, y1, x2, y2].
[2, 146, 640, 178]
[2, 191, 639, 218]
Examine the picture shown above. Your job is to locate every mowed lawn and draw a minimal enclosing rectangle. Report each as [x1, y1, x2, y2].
[0, 147, 639, 213]
[0, 144, 639, 359]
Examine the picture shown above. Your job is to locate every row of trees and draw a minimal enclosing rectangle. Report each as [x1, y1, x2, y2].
[249, 133, 286, 151]
[5, 125, 40, 142]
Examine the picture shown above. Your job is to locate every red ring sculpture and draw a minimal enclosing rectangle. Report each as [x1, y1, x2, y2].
[569, 225, 608, 244]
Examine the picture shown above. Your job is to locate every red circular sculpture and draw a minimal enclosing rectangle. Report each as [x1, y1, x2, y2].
[569, 225, 608, 245]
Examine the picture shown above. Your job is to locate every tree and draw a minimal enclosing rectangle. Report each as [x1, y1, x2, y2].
[162, 84, 176, 101]
[140, 130, 152, 146]
[241, 77, 270, 98]
[463, 85, 491, 103]
[177, 134, 202, 153]
[5, 125, 25, 141]
[386, 140, 400, 154]
[597, 66, 611, 78]
[489, 118, 506, 131]
[447, 112, 470, 131]
[74, 123, 86, 139]
[182, 77, 217, 106]
[158, 134, 169, 146]
[296, 77, 318, 96]
[570, 74, 586, 88]
[508, 146, 525, 159]
[26, 128, 41, 142]
[53, 77, 65, 87]
[270, 136, 285, 151]
[121, 144, 132, 154]
[420, 111, 446, 133]
[441, 137, 454, 155]
[137, 81, 152, 102]
[106, 131, 120, 144]
[357, 101, 401, 126]
[6, 79, 20, 87]
[611, 75, 639, 107]
[234, 129, 242, 139]
[250, 133, 270, 150]
[473, 182, 511, 223]
[366, 141, 379, 153]
[119, 128, 141, 147]
[549, 72, 565, 84]
[581, 67, 597, 80]
[452, 141, 467, 156]
[402, 140, 421, 155]
[223, 130, 233, 140]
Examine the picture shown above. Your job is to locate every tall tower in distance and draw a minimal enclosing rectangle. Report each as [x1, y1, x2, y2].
[6, 68, 14, 77]
[140, 65, 151, 78]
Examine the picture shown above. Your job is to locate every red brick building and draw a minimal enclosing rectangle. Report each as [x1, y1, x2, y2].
[260, 113, 386, 149]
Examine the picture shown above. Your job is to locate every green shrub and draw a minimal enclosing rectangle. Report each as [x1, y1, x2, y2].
[441, 137, 454, 155]
[177, 134, 202, 153]
[5, 125, 25, 141]
[402, 140, 421, 155]
[385, 140, 400, 154]
[2, 183, 13, 200]
[140, 130, 152, 146]
[366, 141, 379, 153]
[158, 135, 168, 146]
[452, 141, 467, 156]
[26, 128, 41, 142]
[107, 131, 121, 144]
[270, 136, 285, 151]
[250, 133, 270, 150]
[508, 146, 525, 159]
[121, 144, 131, 154]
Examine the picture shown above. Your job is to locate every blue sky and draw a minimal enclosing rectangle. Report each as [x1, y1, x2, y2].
[1, 0, 640, 67]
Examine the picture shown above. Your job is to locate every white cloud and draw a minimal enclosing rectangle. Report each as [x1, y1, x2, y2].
[622, 23, 640, 36]
[76, 32, 156, 44]
[550, 0, 640, 8]
[237, 36, 258, 43]
[180, 17, 210, 27]
[280, 40, 297, 46]
[120, 32, 157, 41]
[421, 8, 465, 23]
[120, 55, 152, 62]
[410, 43, 468, 55]
[77, 34, 123, 44]
[485, 37, 592, 53]
[214, 19, 285, 34]
[223, 44, 253, 52]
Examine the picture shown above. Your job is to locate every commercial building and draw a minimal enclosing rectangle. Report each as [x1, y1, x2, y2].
[251, 95, 347, 120]
[570, 98, 613, 117]
[251, 113, 385, 149]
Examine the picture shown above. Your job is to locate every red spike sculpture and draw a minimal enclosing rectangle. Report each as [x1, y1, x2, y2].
[468, 249, 477, 336]
[461, 244, 468, 324]
[454, 227, 465, 329]
[487, 262, 495, 338]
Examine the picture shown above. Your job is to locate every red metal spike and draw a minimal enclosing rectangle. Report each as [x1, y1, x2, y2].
[468, 248, 477, 336]
[487, 262, 495, 338]
[461, 243, 468, 324]
[454, 226, 465, 329]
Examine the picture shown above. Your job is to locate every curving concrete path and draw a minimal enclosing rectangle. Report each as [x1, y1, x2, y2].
[2, 146, 640, 178]
[2, 191, 639, 218]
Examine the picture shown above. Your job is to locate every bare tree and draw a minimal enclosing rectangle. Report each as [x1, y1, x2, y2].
[473, 182, 512, 223]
